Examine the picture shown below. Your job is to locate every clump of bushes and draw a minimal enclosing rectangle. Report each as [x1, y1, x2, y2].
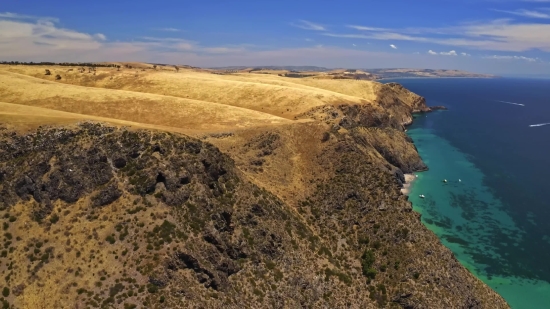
[361, 249, 377, 280]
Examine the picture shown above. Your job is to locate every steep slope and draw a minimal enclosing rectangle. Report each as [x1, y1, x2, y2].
[0, 123, 508, 309]
[0, 124, 358, 308]
[0, 64, 509, 308]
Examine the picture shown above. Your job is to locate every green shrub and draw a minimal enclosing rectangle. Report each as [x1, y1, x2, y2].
[106, 235, 116, 244]
[2, 287, 9, 297]
[49, 214, 59, 224]
[147, 284, 158, 294]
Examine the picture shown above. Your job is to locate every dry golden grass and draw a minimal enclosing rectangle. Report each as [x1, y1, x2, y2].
[0, 70, 293, 134]
[0, 101, 202, 134]
[0, 64, 385, 121]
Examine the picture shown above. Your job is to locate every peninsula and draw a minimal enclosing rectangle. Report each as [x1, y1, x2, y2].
[0, 62, 507, 308]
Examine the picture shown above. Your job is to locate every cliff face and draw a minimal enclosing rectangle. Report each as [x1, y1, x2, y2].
[0, 120, 509, 309]
[377, 82, 426, 127]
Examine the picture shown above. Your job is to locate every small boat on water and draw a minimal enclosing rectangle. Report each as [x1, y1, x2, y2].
[443, 179, 448, 183]
[419, 194, 425, 198]
[459, 179, 461, 182]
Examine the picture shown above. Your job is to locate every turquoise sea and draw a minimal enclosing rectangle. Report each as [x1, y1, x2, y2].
[386, 78, 550, 309]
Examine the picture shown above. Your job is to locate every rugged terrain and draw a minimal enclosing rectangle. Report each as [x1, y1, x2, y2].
[0, 63, 508, 308]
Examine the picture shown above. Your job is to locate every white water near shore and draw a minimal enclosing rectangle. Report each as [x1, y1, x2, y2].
[400, 173, 417, 195]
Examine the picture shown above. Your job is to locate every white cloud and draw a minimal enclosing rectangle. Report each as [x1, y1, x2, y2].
[153, 27, 181, 32]
[347, 25, 390, 32]
[484, 55, 538, 62]
[428, 50, 464, 56]
[291, 20, 326, 31]
[174, 42, 194, 51]
[201, 47, 245, 54]
[390, 44, 397, 49]
[440, 50, 458, 56]
[461, 52, 471, 56]
[325, 19, 550, 52]
[492, 9, 550, 19]
[352, 43, 356, 46]
[0, 13, 247, 61]
[0, 12, 58, 22]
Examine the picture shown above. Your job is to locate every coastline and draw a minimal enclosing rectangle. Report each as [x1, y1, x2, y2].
[400, 173, 417, 195]
[376, 76, 497, 82]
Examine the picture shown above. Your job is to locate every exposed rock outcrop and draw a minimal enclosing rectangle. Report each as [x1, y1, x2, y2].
[0, 122, 508, 308]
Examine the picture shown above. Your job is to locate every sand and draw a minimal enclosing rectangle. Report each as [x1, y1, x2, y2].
[400, 173, 417, 195]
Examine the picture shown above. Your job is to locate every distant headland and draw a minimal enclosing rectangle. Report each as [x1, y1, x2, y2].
[208, 65, 497, 80]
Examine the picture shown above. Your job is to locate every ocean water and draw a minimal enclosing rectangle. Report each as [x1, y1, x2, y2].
[385, 78, 550, 309]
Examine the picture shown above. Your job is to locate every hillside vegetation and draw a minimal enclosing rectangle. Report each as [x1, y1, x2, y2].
[0, 63, 509, 308]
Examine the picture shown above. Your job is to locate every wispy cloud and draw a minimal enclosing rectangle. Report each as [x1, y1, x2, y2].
[0, 12, 58, 22]
[484, 55, 538, 61]
[347, 25, 390, 32]
[428, 49, 465, 56]
[291, 20, 326, 31]
[390, 44, 397, 49]
[0, 13, 246, 61]
[492, 9, 550, 18]
[461, 52, 471, 56]
[153, 27, 182, 32]
[324, 19, 550, 52]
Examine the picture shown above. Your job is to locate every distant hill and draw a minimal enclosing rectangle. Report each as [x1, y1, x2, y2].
[363, 68, 496, 79]
[210, 65, 333, 72]
[209, 66, 496, 79]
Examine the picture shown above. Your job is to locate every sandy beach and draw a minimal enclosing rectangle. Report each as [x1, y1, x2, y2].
[401, 173, 417, 195]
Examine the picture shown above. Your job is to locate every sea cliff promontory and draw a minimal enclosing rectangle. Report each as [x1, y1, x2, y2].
[0, 63, 507, 308]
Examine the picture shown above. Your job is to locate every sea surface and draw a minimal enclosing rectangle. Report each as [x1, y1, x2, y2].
[384, 78, 550, 309]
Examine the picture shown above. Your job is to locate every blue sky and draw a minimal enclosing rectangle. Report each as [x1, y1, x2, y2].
[1, 0, 550, 75]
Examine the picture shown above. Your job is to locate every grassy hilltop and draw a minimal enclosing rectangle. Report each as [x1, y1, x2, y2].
[0, 63, 508, 308]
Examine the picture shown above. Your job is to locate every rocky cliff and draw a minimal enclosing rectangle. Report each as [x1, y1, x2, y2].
[0, 120, 507, 308]
[0, 77, 507, 308]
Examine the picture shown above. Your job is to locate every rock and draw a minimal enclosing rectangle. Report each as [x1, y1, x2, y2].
[113, 157, 127, 168]
[91, 184, 122, 207]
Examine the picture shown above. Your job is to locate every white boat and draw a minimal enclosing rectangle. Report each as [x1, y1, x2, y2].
[419, 194, 425, 198]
